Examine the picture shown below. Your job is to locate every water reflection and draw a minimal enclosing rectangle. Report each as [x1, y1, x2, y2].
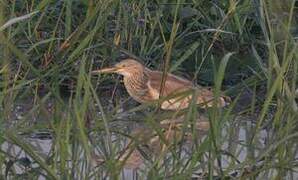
[2, 100, 298, 179]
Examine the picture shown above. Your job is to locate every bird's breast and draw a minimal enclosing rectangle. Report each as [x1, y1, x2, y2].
[123, 76, 152, 103]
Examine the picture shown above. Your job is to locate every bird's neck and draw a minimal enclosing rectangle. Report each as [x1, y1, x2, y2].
[123, 68, 149, 101]
[124, 68, 148, 85]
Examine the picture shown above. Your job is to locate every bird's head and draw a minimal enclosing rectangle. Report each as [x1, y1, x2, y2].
[92, 59, 144, 77]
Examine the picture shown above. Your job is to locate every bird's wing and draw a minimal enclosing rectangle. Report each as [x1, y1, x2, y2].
[145, 69, 229, 109]
[146, 69, 193, 98]
[145, 70, 195, 110]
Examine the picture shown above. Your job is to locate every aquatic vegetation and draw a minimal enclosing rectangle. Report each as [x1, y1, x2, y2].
[0, 0, 297, 179]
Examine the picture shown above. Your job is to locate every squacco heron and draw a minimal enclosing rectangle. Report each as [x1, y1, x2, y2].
[92, 59, 230, 110]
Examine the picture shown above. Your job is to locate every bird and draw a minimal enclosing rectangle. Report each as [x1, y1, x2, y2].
[92, 59, 230, 110]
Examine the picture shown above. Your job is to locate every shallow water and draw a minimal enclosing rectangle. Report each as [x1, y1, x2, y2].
[2, 98, 298, 179]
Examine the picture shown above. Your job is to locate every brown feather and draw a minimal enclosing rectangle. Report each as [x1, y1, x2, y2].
[146, 69, 193, 96]
[145, 69, 228, 109]
[93, 59, 230, 110]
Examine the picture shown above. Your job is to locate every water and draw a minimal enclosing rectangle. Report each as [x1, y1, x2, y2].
[2, 98, 298, 179]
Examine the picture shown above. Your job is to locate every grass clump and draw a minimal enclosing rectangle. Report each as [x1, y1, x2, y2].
[0, 0, 297, 179]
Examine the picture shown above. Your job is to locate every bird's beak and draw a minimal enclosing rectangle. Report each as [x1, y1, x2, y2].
[92, 67, 120, 74]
